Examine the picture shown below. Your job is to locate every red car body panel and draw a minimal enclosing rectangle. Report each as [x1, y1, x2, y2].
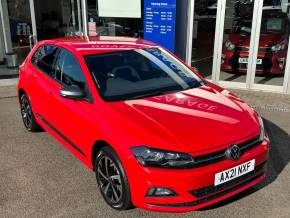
[18, 36, 269, 212]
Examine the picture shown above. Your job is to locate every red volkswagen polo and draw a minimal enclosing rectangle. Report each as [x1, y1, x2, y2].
[18, 36, 269, 213]
[222, 9, 289, 75]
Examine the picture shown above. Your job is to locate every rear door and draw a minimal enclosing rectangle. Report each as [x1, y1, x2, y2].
[29, 45, 59, 119]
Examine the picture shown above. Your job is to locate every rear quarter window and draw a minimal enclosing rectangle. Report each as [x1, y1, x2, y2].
[32, 45, 58, 76]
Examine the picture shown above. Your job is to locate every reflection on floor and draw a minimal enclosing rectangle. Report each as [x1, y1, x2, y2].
[192, 57, 284, 86]
[220, 71, 284, 86]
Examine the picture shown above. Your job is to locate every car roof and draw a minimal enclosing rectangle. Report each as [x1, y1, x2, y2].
[41, 36, 158, 56]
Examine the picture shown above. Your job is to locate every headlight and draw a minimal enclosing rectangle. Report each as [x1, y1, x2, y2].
[257, 115, 265, 142]
[225, 40, 235, 51]
[131, 146, 195, 169]
[271, 40, 287, 53]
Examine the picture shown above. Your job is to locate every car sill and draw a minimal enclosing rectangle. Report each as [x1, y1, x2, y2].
[36, 113, 86, 157]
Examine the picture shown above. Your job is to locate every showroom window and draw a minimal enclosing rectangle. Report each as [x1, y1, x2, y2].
[5, 0, 83, 66]
[190, 0, 217, 80]
[86, 0, 143, 37]
[187, 0, 290, 93]
[253, 1, 290, 88]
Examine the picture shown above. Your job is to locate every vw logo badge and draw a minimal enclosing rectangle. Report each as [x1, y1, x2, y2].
[225, 145, 242, 161]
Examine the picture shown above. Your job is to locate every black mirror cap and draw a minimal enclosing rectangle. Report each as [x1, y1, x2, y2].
[60, 85, 85, 100]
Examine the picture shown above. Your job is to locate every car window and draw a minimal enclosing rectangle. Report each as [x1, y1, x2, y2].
[53, 49, 86, 90]
[85, 47, 203, 101]
[32, 45, 58, 76]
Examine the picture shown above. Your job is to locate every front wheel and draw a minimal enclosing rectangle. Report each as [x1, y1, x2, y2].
[95, 146, 133, 210]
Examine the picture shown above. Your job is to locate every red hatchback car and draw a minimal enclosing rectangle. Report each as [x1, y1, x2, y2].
[18, 36, 269, 213]
[222, 9, 289, 75]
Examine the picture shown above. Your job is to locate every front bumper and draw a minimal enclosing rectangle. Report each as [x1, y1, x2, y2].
[126, 137, 269, 213]
[221, 50, 287, 75]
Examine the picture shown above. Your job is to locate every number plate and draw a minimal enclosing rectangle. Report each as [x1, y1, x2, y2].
[238, 57, 248, 64]
[214, 159, 255, 186]
[238, 58, 262, 64]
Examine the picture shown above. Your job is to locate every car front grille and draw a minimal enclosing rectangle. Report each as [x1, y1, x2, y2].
[148, 163, 266, 208]
[192, 136, 261, 168]
[235, 46, 272, 53]
[190, 162, 266, 198]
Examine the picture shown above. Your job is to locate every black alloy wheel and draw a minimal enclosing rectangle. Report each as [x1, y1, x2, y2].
[95, 146, 133, 210]
[20, 93, 41, 132]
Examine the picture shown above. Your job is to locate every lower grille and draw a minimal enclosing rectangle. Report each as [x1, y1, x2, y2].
[148, 163, 266, 208]
[235, 47, 272, 53]
[190, 162, 266, 198]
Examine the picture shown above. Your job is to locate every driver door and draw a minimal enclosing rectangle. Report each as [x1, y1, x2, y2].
[44, 48, 95, 160]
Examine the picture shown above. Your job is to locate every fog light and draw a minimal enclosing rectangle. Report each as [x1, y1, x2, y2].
[221, 54, 226, 64]
[146, 187, 177, 197]
[278, 58, 285, 70]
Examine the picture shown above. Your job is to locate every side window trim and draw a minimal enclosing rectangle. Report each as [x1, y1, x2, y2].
[31, 45, 60, 78]
[31, 44, 93, 103]
[52, 48, 93, 103]
[52, 49, 65, 85]
[53, 48, 88, 88]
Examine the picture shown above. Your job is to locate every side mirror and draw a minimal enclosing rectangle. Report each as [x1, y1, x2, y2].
[59, 85, 85, 100]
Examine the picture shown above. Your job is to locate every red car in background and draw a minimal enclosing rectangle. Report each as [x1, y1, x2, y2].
[18, 36, 269, 212]
[222, 9, 289, 75]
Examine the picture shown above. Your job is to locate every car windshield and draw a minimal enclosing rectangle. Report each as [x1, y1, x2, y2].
[234, 17, 285, 34]
[85, 47, 204, 101]
[261, 17, 285, 33]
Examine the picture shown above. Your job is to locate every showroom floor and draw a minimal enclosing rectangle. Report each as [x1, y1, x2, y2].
[0, 85, 290, 218]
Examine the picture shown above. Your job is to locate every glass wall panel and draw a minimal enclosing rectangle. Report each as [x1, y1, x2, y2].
[191, 0, 217, 80]
[87, 0, 143, 37]
[254, 0, 290, 86]
[34, 0, 83, 39]
[219, 0, 255, 83]
[7, 0, 32, 64]
[6, 0, 84, 65]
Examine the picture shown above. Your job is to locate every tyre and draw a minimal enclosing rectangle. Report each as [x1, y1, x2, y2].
[20, 93, 42, 132]
[95, 146, 133, 210]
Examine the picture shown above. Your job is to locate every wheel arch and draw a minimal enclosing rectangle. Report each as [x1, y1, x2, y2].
[91, 140, 112, 171]
[18, 88, 26, 101]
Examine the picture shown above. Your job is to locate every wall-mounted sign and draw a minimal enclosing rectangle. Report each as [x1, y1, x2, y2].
[98, 0, 141, 18]
[143, 0, 176, 52]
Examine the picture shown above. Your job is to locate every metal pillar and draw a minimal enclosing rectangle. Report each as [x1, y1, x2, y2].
[71, 0, 76, 29]
[0, 15, 5, 63]
[284, 34, 290, 94]
[77, 0, 82, 33]
[82, 0, 88, 36]
[29, 0, 37, 37]
[0, 0, 13, 54]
